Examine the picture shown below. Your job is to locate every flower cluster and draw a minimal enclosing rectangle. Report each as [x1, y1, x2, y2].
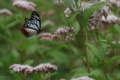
[10, 64, 34, 74]
[102, 14, 119, 24]
[0, 9, 12, 16]
[38, 32, 53, 41]
[13, 0, 36, 11]
[71, 76, 94, 80]
[101, 0, 120, 7]
[60, 79, 66, 80]
[51, 26, 76, 42]
[10, 63, 57, 74]
[64, 8, 72, 18]
[34, 63, 58, 73]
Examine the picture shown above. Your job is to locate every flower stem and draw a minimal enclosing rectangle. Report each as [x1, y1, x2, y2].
[102, 60, 108, 80]
[76, 14, 90, 73]
[48, 72, 51, 80]
[74, 40, 85, 62]
[66, 41, 86, 65]
[113, 49, 119, 80]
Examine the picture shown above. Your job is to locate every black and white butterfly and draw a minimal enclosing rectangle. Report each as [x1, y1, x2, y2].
[21, 11, 42, 38]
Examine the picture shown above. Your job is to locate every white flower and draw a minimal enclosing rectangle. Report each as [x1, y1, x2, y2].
[64, 8, 72, 18]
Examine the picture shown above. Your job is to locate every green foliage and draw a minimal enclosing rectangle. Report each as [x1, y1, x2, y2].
[79, 2, 107, 27]
[0, 0, 120, 80]
[73, 67, 89, 77]
[62, 0, 77, 12]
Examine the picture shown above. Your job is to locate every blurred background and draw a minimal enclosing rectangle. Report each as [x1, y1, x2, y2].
[0, 0, 80, 80]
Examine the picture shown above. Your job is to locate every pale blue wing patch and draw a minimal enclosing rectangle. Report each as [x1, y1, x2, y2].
[24, 11, 41, 32]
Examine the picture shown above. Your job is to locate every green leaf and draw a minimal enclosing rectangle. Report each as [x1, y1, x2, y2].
[79, 2, 107, 27]
[0, 21, 4, 29]
[0, 76, 7, 80]
[106, 56, 119, 64]
[68, 13, 77, 23]
[101, 40, 120, 49]
[90, 69, 101, 77]
[72, 67, 89, 78]
[60, 13, 68, 25]
[23, 60, 34, 65]
[0, 34, 17, 47]
[50, 51, 69, 64]
[87, 43, 99, 59]
[75, 0, 78, 3]
[7, 21, 18, 29]
[73, 21, 80, 32]
[15, 14, 23, 23]
[10, 71, 21, 80]
[62, 0, 77, 12]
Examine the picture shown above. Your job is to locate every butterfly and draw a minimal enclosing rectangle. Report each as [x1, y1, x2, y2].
[21, 11, 42, 38]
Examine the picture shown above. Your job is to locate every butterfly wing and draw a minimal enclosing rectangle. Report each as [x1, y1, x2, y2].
[24, 11, 41, 33]
[21, 11, 42, 38]
[31, 11, 41, 30]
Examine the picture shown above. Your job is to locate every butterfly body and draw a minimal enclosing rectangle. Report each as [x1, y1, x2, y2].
[21, 11, 42, 38]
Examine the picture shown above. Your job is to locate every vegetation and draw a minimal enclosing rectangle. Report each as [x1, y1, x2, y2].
[0, 0, 120, 80]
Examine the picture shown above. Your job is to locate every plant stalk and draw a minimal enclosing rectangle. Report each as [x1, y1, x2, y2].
[76, 14, 90, 73]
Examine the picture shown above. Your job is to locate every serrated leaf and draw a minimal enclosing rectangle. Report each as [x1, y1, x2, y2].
[79, 2, 107, 27]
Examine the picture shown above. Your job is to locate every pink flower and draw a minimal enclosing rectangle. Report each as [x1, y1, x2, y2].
[34, 63, 58, 74]
[0, 9, 12, 16]
[23, 65, 34, 74]
[13, 0, 36, 11]
[71, 76, 94, 80]
[38, 32, 53, 41]
[64, 8, 72, 18]
[13, 0, 25, 1]
[102, 14, 119, 24]
[10, 64, 34, 74]
[117, 0, 120, 7]
[109, 0, 116, 5]
[10, 64, 23, 73]
[51, 26, 76, 42]
[47, 10, 55, 16]
[60, 79, 66, 80]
